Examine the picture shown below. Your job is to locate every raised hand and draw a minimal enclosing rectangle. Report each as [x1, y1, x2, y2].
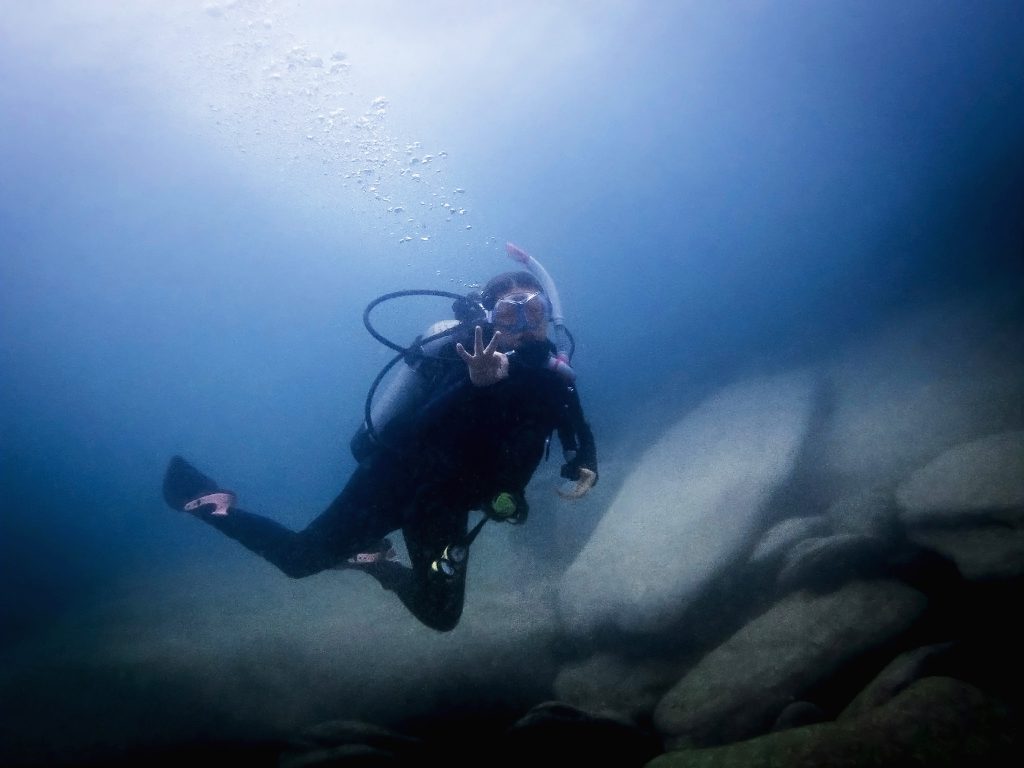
[456, 326, 510, 387]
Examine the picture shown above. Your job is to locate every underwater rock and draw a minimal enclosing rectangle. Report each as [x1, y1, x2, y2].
[771, 700, 827, 732]
[279, 719, 423, 767]
[908, 524, 1024, 581]
[749, 516, 831, 566]
[652, 579, 927, 748]
[896, 430, 1024, 524]
[280, 743, 400, 767]
[559, 371, 817, 638]
[647, 677, 1017, 768]
[775, 533, 890, 594]
[552, 652, 682, 725]
[825, 487, 900, 539]
[500, 701, 661, 768]
[818, 298, 1024, 497]
[839, 642, 957, 719]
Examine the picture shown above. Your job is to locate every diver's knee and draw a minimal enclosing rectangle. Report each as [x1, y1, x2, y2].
[278, 560, 321, 579]
[423, 609, 462, 633]
[415, 582, 464, 631]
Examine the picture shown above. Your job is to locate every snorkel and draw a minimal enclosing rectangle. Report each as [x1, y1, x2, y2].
[505, 242, 576, 381]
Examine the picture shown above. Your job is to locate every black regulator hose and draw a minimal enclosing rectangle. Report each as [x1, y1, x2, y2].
[362, 289, 471, 351]
[562, 325, 576, 362]
[361, 290, 474, 450]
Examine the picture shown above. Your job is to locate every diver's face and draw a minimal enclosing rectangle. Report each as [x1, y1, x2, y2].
[491, 288, 549, 350]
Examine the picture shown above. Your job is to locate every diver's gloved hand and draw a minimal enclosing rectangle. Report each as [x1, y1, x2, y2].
[456, 325, 509, 387]
[485, 491, 528, 524]
[558, 457, 598, 499]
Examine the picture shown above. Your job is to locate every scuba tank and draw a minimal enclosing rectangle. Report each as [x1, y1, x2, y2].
[350, 289, 483, 462]
[349, 318, 459, 462]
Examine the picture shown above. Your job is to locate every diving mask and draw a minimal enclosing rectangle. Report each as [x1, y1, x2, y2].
[487, 291, 549, 333]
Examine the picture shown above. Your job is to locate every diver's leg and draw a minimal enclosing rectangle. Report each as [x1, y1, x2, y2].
[163, 455, 409, 578]
[365, 487, 470, 632]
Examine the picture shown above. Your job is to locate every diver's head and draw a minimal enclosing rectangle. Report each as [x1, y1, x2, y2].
[481, 271, 550, 350]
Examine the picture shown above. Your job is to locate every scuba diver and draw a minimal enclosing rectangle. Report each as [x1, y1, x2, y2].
[162, 243, 597, 632]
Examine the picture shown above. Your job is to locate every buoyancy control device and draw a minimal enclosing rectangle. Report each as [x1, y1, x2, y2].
[350, 245, 576, 462]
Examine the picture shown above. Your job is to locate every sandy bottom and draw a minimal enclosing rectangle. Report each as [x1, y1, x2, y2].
[1, 536, 562, 766]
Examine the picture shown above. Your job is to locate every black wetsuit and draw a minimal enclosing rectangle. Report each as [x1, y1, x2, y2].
[199, 328, 597, 631]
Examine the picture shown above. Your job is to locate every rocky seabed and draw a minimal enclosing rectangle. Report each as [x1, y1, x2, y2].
[3, 298, 1022, 767]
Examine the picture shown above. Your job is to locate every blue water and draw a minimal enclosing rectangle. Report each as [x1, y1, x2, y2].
[1, 0, 1022, 748]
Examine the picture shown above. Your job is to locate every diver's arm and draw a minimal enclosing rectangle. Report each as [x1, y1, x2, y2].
[556, 386, 598, 499]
